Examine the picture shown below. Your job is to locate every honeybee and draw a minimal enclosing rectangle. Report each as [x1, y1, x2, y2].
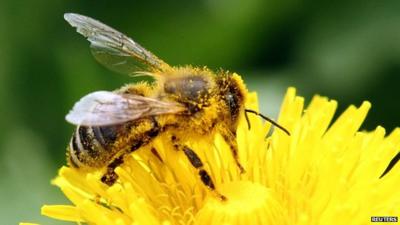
[64, 13, 289, 199]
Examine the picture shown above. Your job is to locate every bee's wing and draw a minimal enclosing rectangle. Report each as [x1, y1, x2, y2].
[66, 91, 185, 126]
[64, 13, 171, 74]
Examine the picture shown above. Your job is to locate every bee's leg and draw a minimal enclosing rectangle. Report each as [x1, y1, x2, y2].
[220, 130, 245, 174]
[129, 118, 161, 153]
[100, 118, 161, 186]
[150, 147, 163, 163]
[171, 137, 226, 201]
[101, 156, 124, 186]
[183, 146, 227, 201]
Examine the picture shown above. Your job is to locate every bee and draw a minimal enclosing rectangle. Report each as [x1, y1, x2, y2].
[64, 13, 289, 199]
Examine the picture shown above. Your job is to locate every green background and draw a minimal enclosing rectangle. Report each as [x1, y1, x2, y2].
[1, 1, 399, 224]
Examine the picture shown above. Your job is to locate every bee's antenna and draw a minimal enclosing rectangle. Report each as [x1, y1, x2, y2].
[379, 151, 400, 178]
[244, 109, 290, 136]
[244, 109, 252, 130]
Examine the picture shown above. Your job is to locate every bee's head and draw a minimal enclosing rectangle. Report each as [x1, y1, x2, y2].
[216, 73, 247, 130]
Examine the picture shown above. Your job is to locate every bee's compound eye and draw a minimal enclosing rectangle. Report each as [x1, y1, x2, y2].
[226, 93, 238, 114]
[223, 88, 243, 126]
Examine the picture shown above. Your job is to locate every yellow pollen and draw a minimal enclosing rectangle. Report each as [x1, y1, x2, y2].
[195, 181, 288, 225]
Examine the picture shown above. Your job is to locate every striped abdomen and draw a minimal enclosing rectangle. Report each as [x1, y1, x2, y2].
[68, 118, 161, 169]
[68, 125, 120, 168]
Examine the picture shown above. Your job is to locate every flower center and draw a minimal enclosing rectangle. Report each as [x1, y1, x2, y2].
[195, 181, 287, 225]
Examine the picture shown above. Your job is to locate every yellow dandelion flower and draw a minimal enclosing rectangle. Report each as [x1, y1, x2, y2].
[36, 87, 399, 225]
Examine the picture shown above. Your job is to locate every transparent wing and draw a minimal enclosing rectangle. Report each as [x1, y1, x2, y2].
[66, 91, 185, 126]
[64, 13, 171, 74]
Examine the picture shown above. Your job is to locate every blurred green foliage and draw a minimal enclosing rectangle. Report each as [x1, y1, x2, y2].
[1, 0, 400, 224]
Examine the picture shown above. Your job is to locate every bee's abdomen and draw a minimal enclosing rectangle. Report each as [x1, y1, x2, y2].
[92, 126, 118, 147]
[68, 125, 119, 168]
